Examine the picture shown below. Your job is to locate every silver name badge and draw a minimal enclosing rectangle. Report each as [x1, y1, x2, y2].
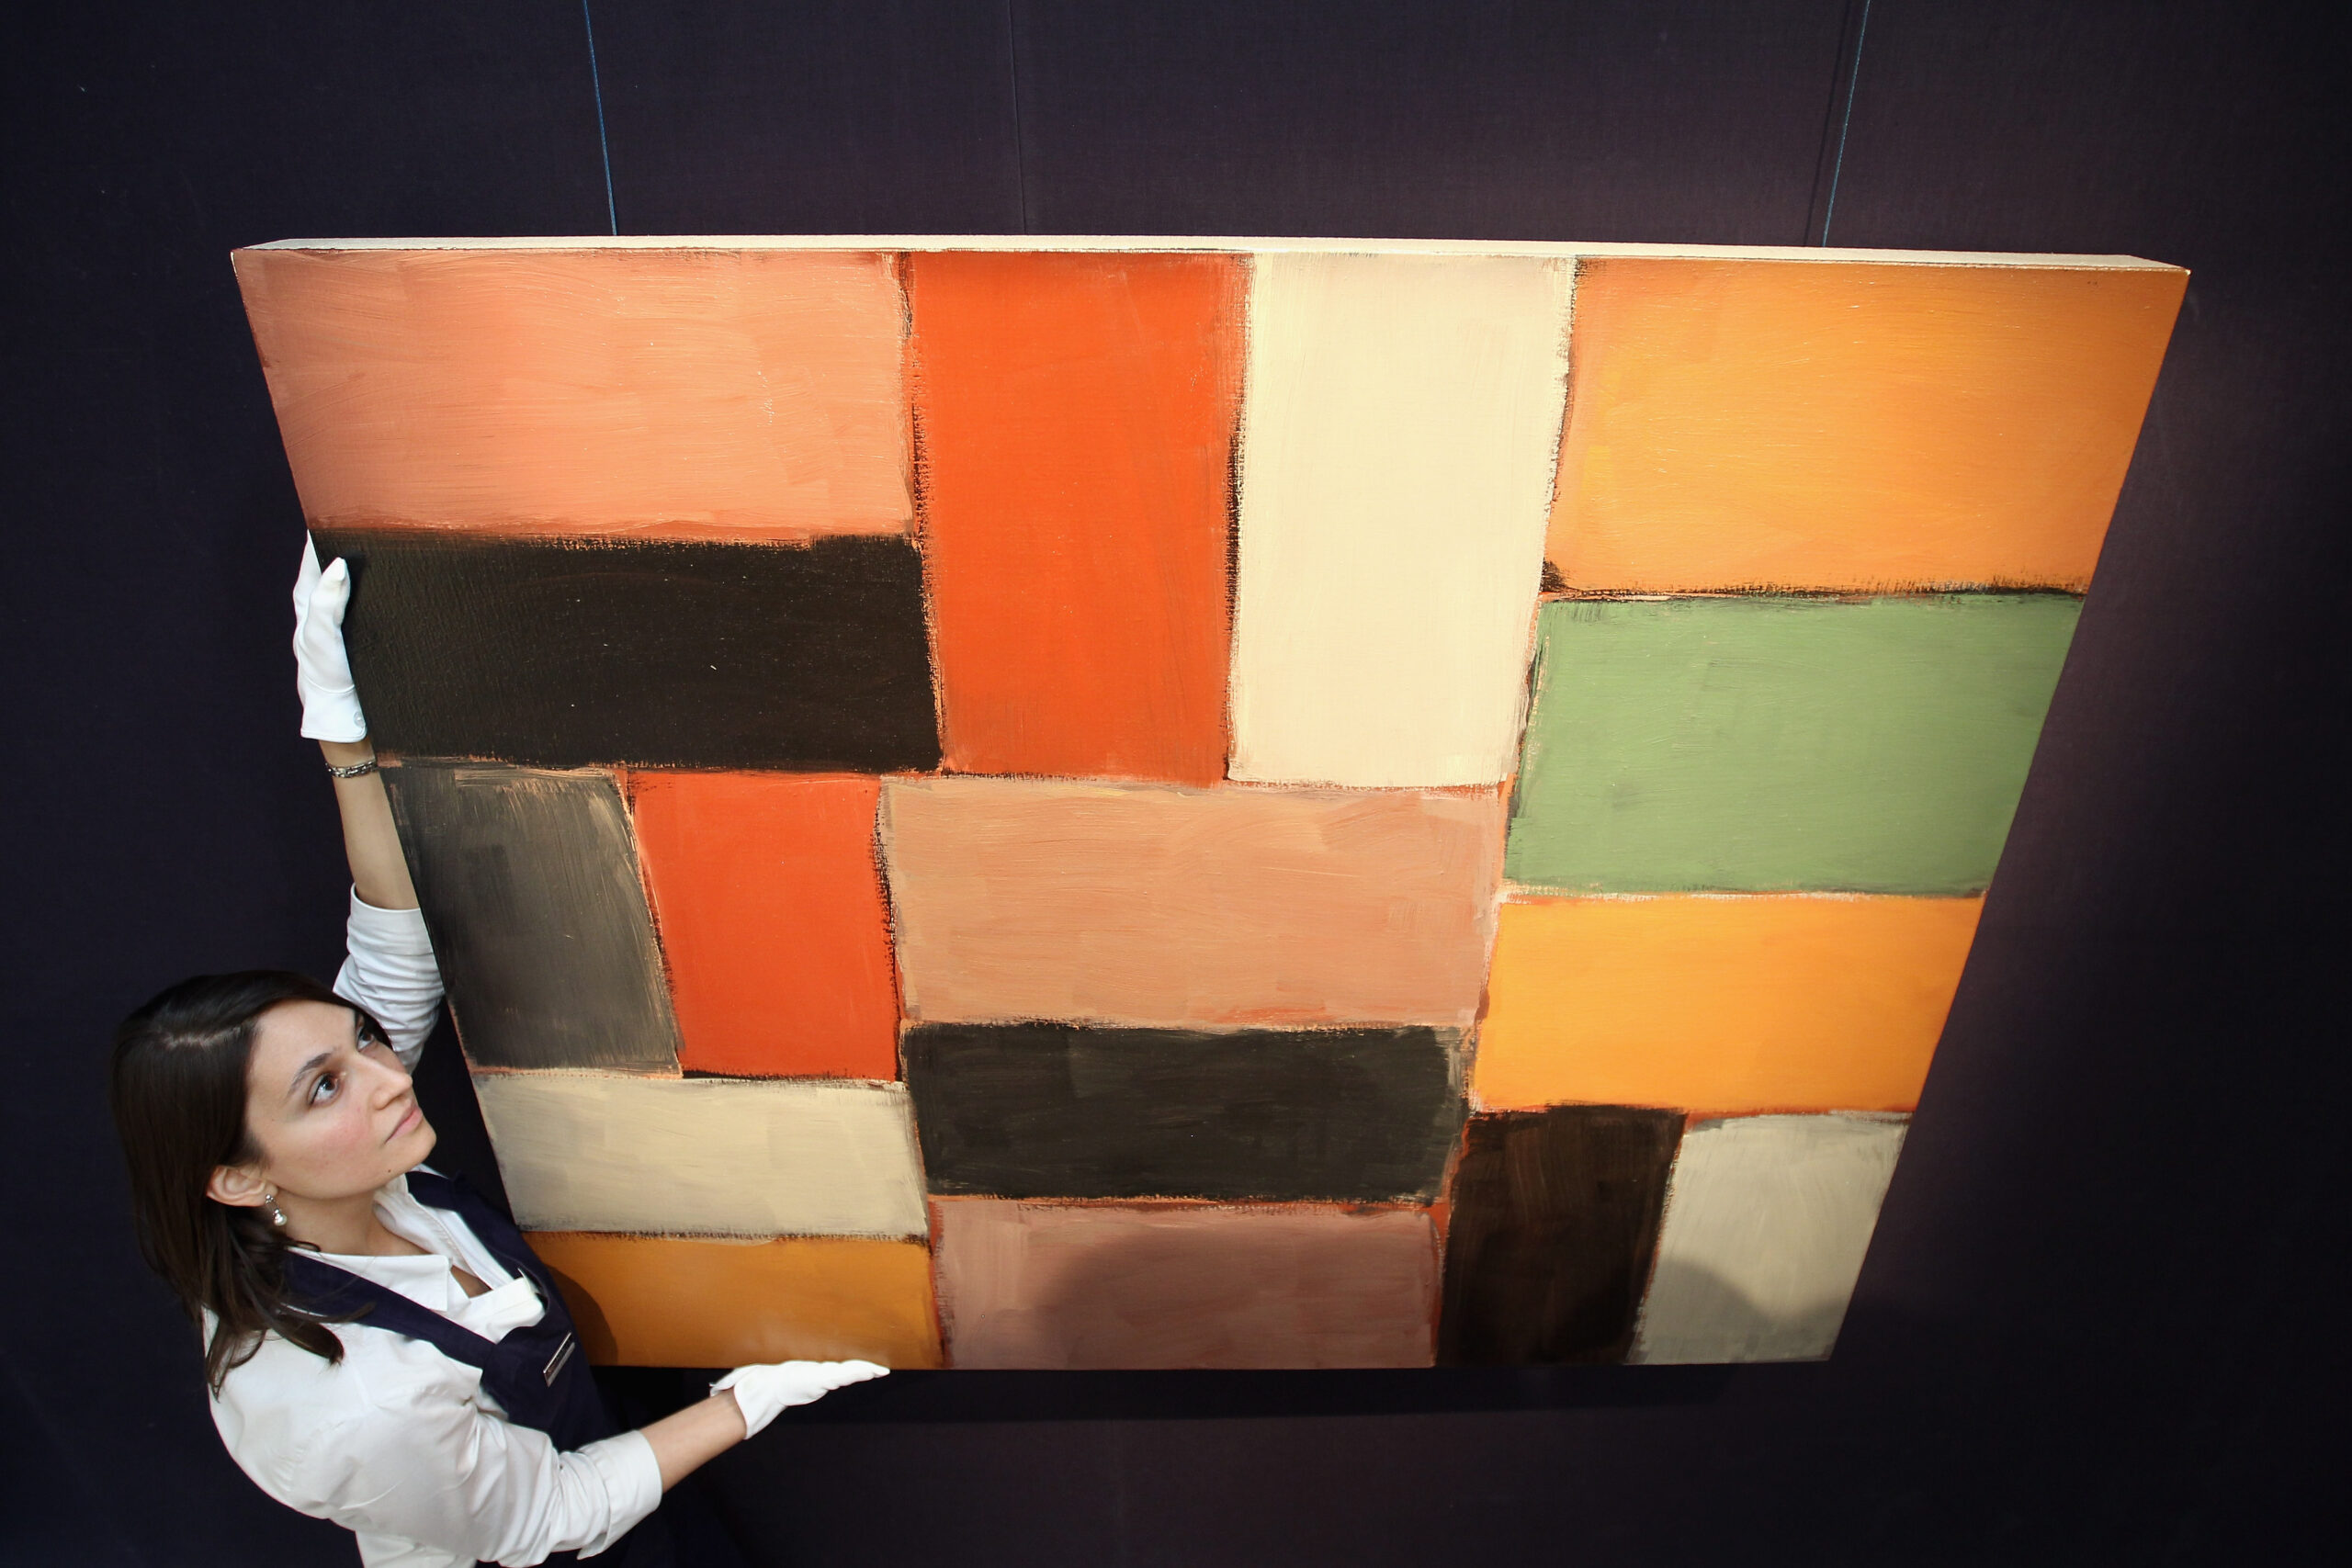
[542, 1333, 577, 1386]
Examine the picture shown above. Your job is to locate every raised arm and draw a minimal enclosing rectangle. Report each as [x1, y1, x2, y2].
[295, 540, 416, 913]
[319, 735, 415, 912]
[292, 539, 439, 1060]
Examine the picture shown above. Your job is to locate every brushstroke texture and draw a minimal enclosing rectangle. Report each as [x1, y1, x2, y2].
[233, 248, 912, 539]
[320, 531, 940, 772]
[910, 252, 1243, 784]
[1550, 259, 2186, 592]
[1634, 1113, 1908, 1363]
[881, 777, 1503, 1028]
[471, 1073, 928, 1238]
[628, 773, 899, 1079]
[933, 1200, 1440, 1369]
[903, 1022, 1465, 1202]
[381, 762, 679, 1072]
[530, 1232, 943, 1369]
[1227, 253, 1571, 786]
[1475, 895, 1981, 1114]
[1506, 594, 2080, 894]
[1438, 1107, 1682, 1365]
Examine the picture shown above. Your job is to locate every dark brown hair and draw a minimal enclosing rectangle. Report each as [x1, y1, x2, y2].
[108, 971, 380, 1393]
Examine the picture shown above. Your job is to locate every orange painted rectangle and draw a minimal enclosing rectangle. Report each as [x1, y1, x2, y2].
[910, 252, 1245, 784]
[530, 1231, 942, 1369]
[628, 773, 900, 1078]
[1474, 895, 1984, 1115]
[232, 248, 912, 540]
[1549, 259, 2186, 591]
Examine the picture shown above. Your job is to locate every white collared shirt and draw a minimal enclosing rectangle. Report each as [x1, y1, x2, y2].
[206, 894, 662, 1566]
[208, 1174, 663, 1567]
[334, 888, 449, 1071]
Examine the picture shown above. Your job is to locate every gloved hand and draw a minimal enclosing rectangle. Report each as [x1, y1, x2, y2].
[292, 536, 368, 742]
[711, 1359, 888, 1438]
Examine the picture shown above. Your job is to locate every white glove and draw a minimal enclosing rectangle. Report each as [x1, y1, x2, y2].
[711, 1359, 888, 1438]
[293, 537, 368, 742]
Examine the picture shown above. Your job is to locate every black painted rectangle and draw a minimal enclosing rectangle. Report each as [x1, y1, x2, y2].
[383, 761, 682, 1073]
[317, 530, 942, 771]
[1438, 1107, 1684, 1366]
[902, 1022, 1467, 1203]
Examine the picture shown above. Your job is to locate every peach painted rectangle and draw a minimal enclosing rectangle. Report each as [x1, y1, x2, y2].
[933, 1200, 1440, 1368]
[531, 1232, 942, 1369]
[232, 248, 912, 539]
[880, 777, 1505, 1029]
[1473, 894, 1984, 1115]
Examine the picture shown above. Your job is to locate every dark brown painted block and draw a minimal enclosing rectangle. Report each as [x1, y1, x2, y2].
[902, 1022, 1466, 1202]
[1438, 1106, 1683, 1364]
[383, 761, 682, 1073]
[317, 529, 941, 772]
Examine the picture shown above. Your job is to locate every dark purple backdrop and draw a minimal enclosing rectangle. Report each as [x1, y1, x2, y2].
[5, 4, 2346, 1562]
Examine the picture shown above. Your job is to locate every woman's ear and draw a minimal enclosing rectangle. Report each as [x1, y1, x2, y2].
[207, 1163, 270, 1210]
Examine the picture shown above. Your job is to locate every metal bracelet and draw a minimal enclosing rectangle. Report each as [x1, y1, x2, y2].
[324, 756, 379, 779]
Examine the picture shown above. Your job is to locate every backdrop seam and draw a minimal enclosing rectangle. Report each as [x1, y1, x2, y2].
[1819, 0, 1873, 245]
[1004, 0, 1032, 232]
[582, 0, 619, 235]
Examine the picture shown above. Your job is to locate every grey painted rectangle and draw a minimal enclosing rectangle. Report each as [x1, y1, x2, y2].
[384, 761, 681, 1072]
[1633, 1113, 1908, 1364]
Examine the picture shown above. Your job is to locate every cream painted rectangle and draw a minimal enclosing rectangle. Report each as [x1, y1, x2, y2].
[472, 1072, 929, 1239]
[1227, 252, 1573, 786]
[1633, 1112, 1908, 1364]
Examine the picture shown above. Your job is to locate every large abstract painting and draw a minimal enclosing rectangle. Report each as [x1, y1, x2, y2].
[234, 237, 2184, 1368]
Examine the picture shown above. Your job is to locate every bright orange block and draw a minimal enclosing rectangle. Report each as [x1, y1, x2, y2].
[1549, 258, 2185, 592]
[1474, 895, 1984, 1115]
[530, 1232, 943, 1369]
[232, 247, 913, 540]
[628, 773, 899, 1078]
[910, 252, 1244, 784]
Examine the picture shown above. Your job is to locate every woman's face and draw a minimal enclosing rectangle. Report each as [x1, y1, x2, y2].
[241, 999, 437, 1201]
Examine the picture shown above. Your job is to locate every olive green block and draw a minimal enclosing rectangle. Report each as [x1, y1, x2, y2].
[1504, 594, 2081, 894]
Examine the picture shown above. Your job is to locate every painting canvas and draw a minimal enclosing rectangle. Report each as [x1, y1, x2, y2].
[232, 236, 2184, 1369]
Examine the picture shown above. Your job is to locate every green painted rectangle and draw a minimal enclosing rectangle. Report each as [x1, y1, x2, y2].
[1503, 594, 2081, 894]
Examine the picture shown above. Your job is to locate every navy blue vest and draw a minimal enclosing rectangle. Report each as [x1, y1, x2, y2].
[280, 1170, 673, 1567]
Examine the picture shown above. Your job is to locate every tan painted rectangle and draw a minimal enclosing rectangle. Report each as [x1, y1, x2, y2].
[530, 1232, 943, 1369]
[933, 1199, 1440, 1368]
[880, 777, 1505, 1028]
[472, 1072, 928, 1237]
[232, 248, 912, 539]
[1227, 252, 1571, 786]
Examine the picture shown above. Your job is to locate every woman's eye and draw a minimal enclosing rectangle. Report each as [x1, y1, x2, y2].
[310, 1072, 339, 1106]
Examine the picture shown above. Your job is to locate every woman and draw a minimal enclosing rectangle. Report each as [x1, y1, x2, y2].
[109, 543, 884, 1566]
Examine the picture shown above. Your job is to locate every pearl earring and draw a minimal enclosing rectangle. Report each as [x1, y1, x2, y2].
[265, 1189, 288, 1229]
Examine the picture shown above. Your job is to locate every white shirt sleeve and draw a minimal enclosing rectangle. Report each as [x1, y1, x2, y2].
[333, 888, 444, 1069]
[254, 1374, 662, 1566]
